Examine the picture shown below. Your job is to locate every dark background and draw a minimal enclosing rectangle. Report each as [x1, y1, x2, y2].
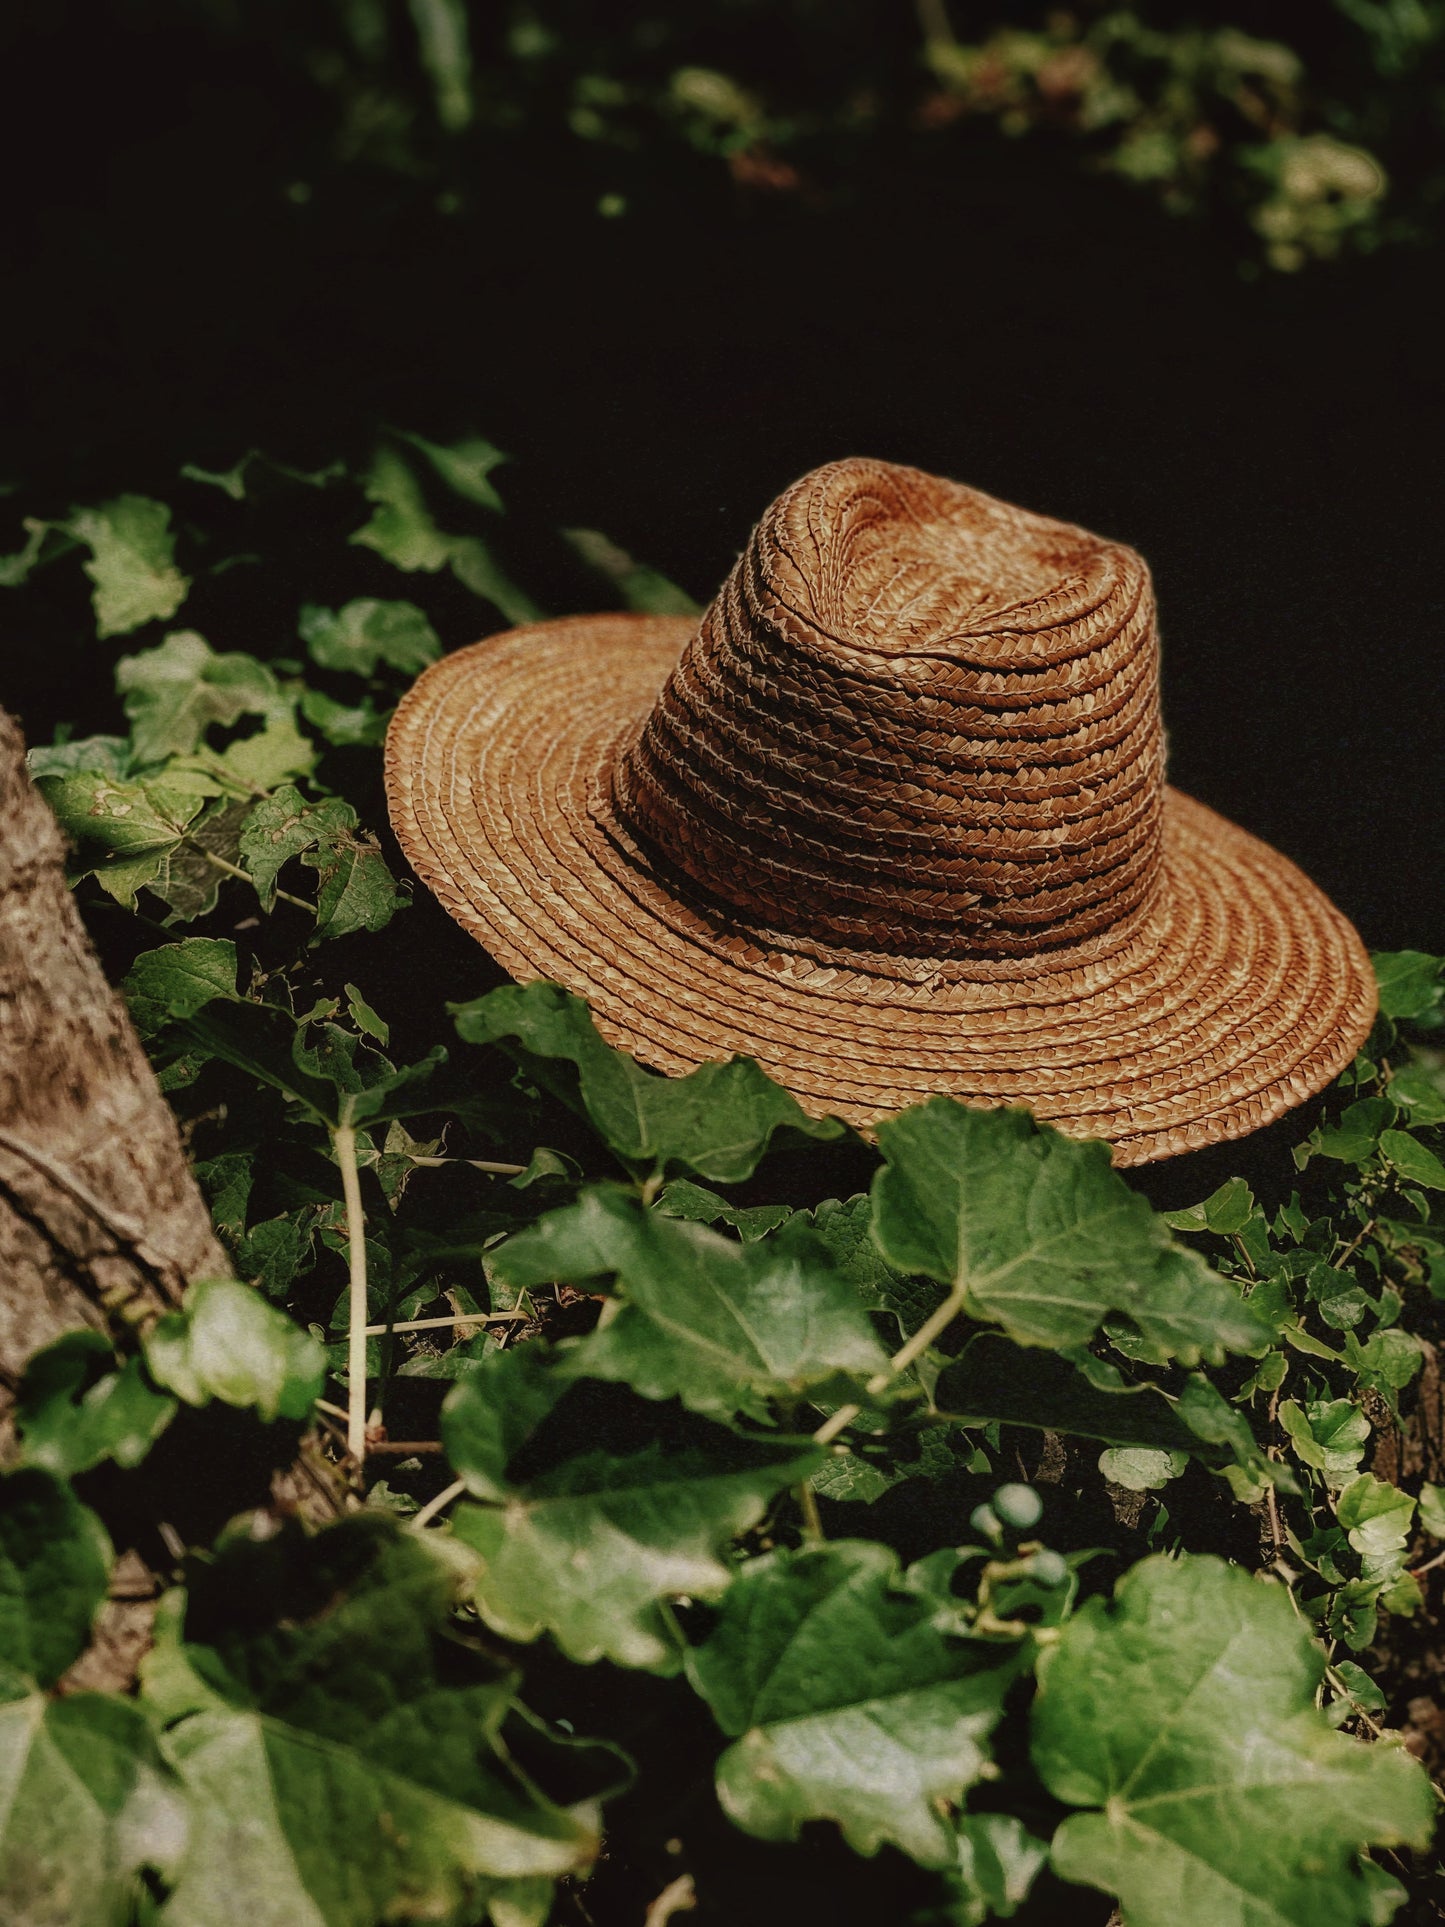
[1, 0, 1441, 954]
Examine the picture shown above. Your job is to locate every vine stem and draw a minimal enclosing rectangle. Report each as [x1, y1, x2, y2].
[411, 1477, 467, 1532]
[334, 1124, 369, 1463]
[197, 845, 312, 912]
[797, 1480, 825, 1543]
[813, 1278, 970, 1446]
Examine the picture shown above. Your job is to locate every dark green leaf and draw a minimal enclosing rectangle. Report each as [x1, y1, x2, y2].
[453, 983, 844, 1181]
[652, 1178, 792, 1240]
[298, 598, 441, 677]
[350, 446, 539, 623]
[298, 687, 391, 747]
[15, 1334, 177, 1478]
[1379, 1128, 1445, 1190]
[1032, 1554, 1435, 1926]
[1310, 1098, 1396, 1166]
[934, 1334, 1203, 1454]
[147, 1516, 601, 1922]
[144, 1278, 324, 1422]
[444, 1347, 820, 1669]
[921, 1813, 1050, 1926]
[687, 1540, 1024, 1866]
[1161, 1176, 1256, 1235]
[63, 495, 188, 636]
[0, 1468, 111, 1690]
[123, 939, 238, 1033]
[872, 1100, 1269, 1363]
[493, 1187, 889, 1422]
[1278, 1398, 1371, 1483]
[397, 429, 508, 511]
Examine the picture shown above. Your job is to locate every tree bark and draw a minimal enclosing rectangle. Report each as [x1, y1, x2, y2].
[0, 706, 230, 1424]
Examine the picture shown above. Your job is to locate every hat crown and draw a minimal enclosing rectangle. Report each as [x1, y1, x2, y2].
[608, 458, 1166, 961]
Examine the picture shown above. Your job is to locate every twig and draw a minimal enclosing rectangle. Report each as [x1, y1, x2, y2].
[334, 1124, 369, 1463]
[362, 1309, 527, 1336]
[1333, 1217, 1378, 1271]
[813, 1278, 970, 1446]
[197, 846, 311, 913]
[797, 1480, 825, 1543]
[411, 1476, 467, 1531]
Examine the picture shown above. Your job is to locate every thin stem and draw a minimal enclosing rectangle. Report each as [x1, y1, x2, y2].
[411, 1477, 467, 1532]
[368, 1153, 528, 1176]
[334, 1124, 369, 1463]
[362, 1309, 528, 1336]
[199, 846, 312, 912]
[813, 1278, 970, 1446]
[797, 1479, 825, 1544]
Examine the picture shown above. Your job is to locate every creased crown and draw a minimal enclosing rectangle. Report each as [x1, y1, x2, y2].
[607, 457, 1166, 960]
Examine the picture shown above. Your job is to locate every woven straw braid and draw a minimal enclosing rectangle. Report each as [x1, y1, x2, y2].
[384, 459, 1376, 1165]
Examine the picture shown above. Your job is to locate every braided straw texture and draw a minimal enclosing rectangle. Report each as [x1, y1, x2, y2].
[385, 459, 1375, 1165]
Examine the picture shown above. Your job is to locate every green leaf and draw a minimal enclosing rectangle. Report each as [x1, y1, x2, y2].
[0, 1468, 111, 1690]
[561, 526, 701, 615]
[687, 1540, 1024, 1866]
[350, 446, 540, 623]
[208, 711, 316, 792]
[444, 1347, 820, 1669]
[1379, 1128, 1445, 1190]
[452, 983, 845, 1182]
[116, 631, 285, 763]
[144, 1278, 325, 1422]
[0, 1693, 187, 1925]
[1419, 1482, 1445, 1539]
[1372, 950, 1443, 1022]
[397, 429, 508, 511]
[1031, 1554, 1435, 1927]
[1311, 1098, 1396, 1165]
[63, 495, 189, 636]
[26, 733, 133, 780]
[1385, 1060, 1445, 1127]
[652, 1178, 793, 1240]
[298, 597, 441, 677]
[872, 1100, 1269, 1363]
[1335, 1474, 1415, 1578]
[306, 832, 408, 942]
[239, 785, 407, 938]
[934, 1334, 1204, 1456]
[148, 1516, 603, 1923]
[0, 515, 57, 587]
[39, 770, 204, 860]
[123, 939, 238, 1034]
[492, 1187, 889, 1422]
[1097, 1446, 1187, 1490]
[924, 1813, 1050, 1926]
[15, 1334, 177, 1478]
[298, 687, 391, 747]
[1278, 1397, 1371, 1484]
[1161, 1176, 1257, 1235]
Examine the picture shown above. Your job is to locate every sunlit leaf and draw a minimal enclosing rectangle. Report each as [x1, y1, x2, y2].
[116, 632, 285, 763]
[298, 597, 441, 677]
[64, 495, 189, 637]
[144, 1278, 325, 1422]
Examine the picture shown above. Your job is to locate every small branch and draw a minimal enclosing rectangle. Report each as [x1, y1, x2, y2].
[334, 1125, 369, 1464]
[362, 1309, 527, 1336]
[1333, 1217, 1378, 1271]
[797, 1479, 825, 1544]
[814, 1278, 970, 1446]
[198, 846, 312, 913]
[411, 1476, 467, 1531]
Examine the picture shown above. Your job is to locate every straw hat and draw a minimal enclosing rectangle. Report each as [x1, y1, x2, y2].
[385, 458, 1374, 1165]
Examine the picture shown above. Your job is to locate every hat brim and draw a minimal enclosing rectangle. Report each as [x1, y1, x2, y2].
[384, 613, 1375, 1165]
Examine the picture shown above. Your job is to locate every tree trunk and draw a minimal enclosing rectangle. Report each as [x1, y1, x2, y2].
[0, 705, 230, 1424]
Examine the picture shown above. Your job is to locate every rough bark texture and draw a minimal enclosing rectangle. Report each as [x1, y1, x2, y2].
[0, 705, 230, 1419]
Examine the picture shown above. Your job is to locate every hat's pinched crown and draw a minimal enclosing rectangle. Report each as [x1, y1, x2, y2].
[609, 457, 1165, 961]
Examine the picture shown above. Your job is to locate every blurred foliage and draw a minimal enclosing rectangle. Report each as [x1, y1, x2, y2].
[154, 0, 1445, 270]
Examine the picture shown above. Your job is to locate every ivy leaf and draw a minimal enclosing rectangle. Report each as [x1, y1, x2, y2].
[0, 514, 60, 587]
[1419, 1483, 1445, 1539]
[123, 938, 238, 1034]
[148, 1516, 603, 1924]
[116, 632, 285, 763]
[492, 1187, 889, 1423]
[350, 446, 539, 623]
[1379, 1128, 1445, 1190]
[0, 1695, 187, 1924]
[397, 429, 509, 511]
[872, 1100, 1269, 1364]
[1335, 1474, 1415, 1581]
[37, 771, 206, 908]
[1097, 1446, 1186, 1491]
[144, 1278, 325, 1422]
[561, 526, 701, 615]
[305, 831, 408, 942]
[298, 597, 441, 677]
[26, 732, 133, 780]
[14, 1334, 177, 1478]
[1372, 950, 1443, 1023]
[1307, 1098, 1396, 1166]
[924, 1813, 1050, 1926]
[934, 1334, 1203, 1455]
[652, 1178, 793, 1240]
[444, 1347, 821, 1670]
[239, 785, 407, 937]
[1161, 1176, 1256, 1235]
[453, 983, 845, 1182]
[1278, 1398, 1371, 1484]
[298, 687, 391, 747]
[1031, 1554, 1435, 1927]
[0, 1468, 112, 1691]
[63, 495, 188, 636]
[686, 1540, 1024, 1866]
